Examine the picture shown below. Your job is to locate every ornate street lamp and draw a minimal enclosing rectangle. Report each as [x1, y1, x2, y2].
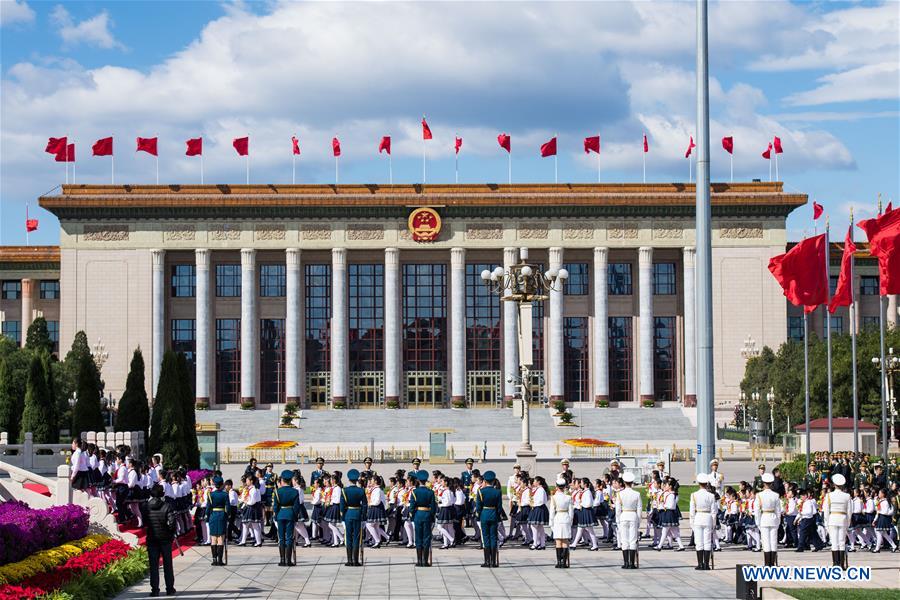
[766, 387, 776, 437]
[740, 335, 760, 360]
[91, 337, 109, 372]
[871, 347, 900, 456]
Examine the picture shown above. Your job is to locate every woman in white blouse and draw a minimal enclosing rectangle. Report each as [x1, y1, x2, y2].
[549, 478, 574, 568]
[528, 477, 550, 550]
[69, 438, 90, 491]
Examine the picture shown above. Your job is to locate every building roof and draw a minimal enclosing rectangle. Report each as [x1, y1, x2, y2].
[793, 418, 877, 432]
[0, 245, 60, 264]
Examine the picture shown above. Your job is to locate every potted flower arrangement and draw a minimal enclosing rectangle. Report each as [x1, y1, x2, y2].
[332, 399, 346, 409]
[240, 399, 255, 410]
[195, 398, 209, 410]
[641, 397, 655, 408]
[595, 397, 609, 408]
[552, 399, 567, 416]
[451, 398, 467, 409]
[280, 401, 299, 428]
[385, 398, 400, 409]
[558, 411, 576, 426]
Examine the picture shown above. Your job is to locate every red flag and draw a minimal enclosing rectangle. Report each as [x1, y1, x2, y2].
[885, 201, 893, 214]
[642, 134, 649, 153]
[233, 136, 249, 156]
[829, 226, 857, 313]
[185, 137, 203, 156]
[858, 209, 900, 294]
[55, 143, 75, 162]
[684, 136, 696, 158]
[136, 137, 158, 156]
[583, 135, 600, 154]
[291, 136, 300, 156]
[332, 137, 341, 157]
[813, 201, 824, 220]
[92, 137, 113, 156]
[768, 234, 828, 312]
[773, 136, 783, 154]
[722, 136, 734, 154]
[422, 118, 432, 140]
[497, 133, 511, 153]
[45, 137, 67, 155]
[762, 142, 772, 160]
[378, 136, 391, 155]
[540, 136, 557, 158]
[455, 136, 463, 155]
[25, 207, 38, 233]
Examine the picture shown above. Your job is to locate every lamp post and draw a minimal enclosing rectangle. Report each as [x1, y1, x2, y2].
[767, 387, 775, 438]
[481, 260, 567, 471]
[90, 338, 109, 372]
[871, 347, 900, 458]
[740, 391, 746, 429]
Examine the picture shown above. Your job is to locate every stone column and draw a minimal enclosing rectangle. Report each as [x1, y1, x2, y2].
[20, 278, 35, 348]
[240, 249, 257, 405]
[638, 246, 655, 404]
[195, 249, 211, 406]
[285, 248, 302, 406]
[593, 248, 609, 404]
[503, 247, 519, 401]
[683, 247, 697, 407]
[150, 250, 165, 397]
[384, 248, 401, 407]
[888, 295, 898, 328]
[548, 247, 565, 403]
[450, 248, 466, 406]
[330, 248, 349, 406]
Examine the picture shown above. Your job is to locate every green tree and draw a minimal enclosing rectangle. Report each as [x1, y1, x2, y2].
[740, 345, 776, 426]
[21, 353, 56, 444]
[55, 331, 97, 435]
[115, 348, 150, 439]
[72, 353, 104, 437]
[176, 352, 200, 468]
[25, 317, 53, 355]
[148, 351, 189, 467]
[41, 351, 59, 440]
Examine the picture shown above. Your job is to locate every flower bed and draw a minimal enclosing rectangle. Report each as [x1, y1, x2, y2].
[0, 501, 90, 566]
[186, 469, 212, 485]
[246, 440, 297, 450]
[563, 438, 618, 448]
[48, 545, 147, 600]
[0, 535, 109, 585]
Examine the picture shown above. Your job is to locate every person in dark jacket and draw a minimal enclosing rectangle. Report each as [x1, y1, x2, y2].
[142, 484, 177, 597]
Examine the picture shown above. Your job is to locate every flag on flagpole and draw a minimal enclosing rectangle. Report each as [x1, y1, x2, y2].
[454, 135, 462, 184]
[291, 136, 300, 184]
[773, 136, 783, 154]
[642, 134, 649, 153]
[455, 136, 463, 154]
[55, 143, 75, 162]
[379, 136, 391, 154]
[583, 136, 600, 154]
[540, 136, 557, 157]
[885, 201, 893, 213]
[233, 137, 249, 156]
[721, 136, 734, 154]
[136, 137, 158, 156]
[186, 137, 203, 156]
[92, 137, 113, 156]
[858, 208, 900, 294]
[762, 143, 772, 159]
[497, 133, 511, 153]
[45, 137, 67, 155]
[768, 233, 828, 313]
[684, 136, 696, 158]
[642, 133, 648, 183]
[422, 117, 432, 140]
[332, 137, 341, 157]
[291, 136, 300, 155]
[829, 224, 856, 312]
[813, 201, 824, 220]
[25, 205, 38, 232]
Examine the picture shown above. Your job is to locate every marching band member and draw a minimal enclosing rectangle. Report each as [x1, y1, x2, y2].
[690, 473, 716, 570]
[795, 488, 825, 552]
[754, 473, 781, 566]
[655, 478, 684, 551]
[824, 473, 851, 567]
[507, 465, 521, 538]
[549, 477, 574, 568]
[238, 475, 264, 547]
[400, 477, 415, 548]
[365, 475, 390, 548]
[848, 488, 867, 551]
[616, 472, 641, 569]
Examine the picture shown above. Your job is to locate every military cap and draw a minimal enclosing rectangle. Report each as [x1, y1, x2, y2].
[280, 470, 294, 481]
[465, 458, 475, 465]
[696, 473, 709, 484]
[412, 457, 422, 464]
[622, 472, 635, 483]
[416, 471, 428, 482]
[213, 476, 224, 486]
[709, 458, 719, 466]
[556, 478, 567, 486]
[364, 457, 373, 463]
[348, 469, 360, 482]
[483, 470, 496, 482]
[758, 464, 766, 469]
[762, 473, 774, 483]
[832, 474, 846, 486]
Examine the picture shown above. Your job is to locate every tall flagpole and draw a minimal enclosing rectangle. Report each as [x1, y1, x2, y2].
[597, 132, 601, 183]
[422, 115, 426, 184]
[768, 154, 772, 182]
[246, 135, 250, 185]
[803, 311, 811, 463]
[850, 209, 859, 453]
[335, 155, 339, 185]
[389, 153, 393, 185]
[730, 152, 733, 183]
[554, 132, 558, 184]
[71, 141, 75, 183]
[824, 217, 833, 452]
[877, 198, 888, 462]
[774, 146, 779, 181]
[689, 153, 692, 183]
[508, 149, 511, 185]
[111, 153, 115, 185]
[156, 132, 159, 185]
[455, 132, 459, 184]
[26, 203, 30, 246]
[200, 153, 204, 185]
[642, 135, 646, 183]
[292, 154, 296, 185]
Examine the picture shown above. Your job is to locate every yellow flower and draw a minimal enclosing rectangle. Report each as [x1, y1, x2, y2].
[0, 534, 111, 585]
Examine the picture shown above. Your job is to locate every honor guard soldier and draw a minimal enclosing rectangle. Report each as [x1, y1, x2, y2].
[310, 457, 327, 483]
[558, 459, 574, 485]
[804, 462, 823, 495]
[708, 459, 724, 496]
[273, 470, 301, 567]
[361, 457, 377, 481]
[206, 476, 231, 567]
[409, 472, 437, 567]
[341, 469, 368, 567]
[689, 474, 716, 570]
[475, 470, 502, 568]
[616, 471, 641, 569]
[409, 458, 428, 482]
[754, 473, 782, 566]
[824, 473, 851, 568]
[753, 464, 766, 492]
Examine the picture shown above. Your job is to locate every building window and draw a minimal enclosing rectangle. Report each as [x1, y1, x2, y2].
[305, 264, 331, 373]
[1, 281, 21, 300]
[259, 264, 286, 298]
[403, 263, 447, 372]
[215, 264, 241, 297]
[46, 320, 59, 353]
[1, 320, 20, 344]
[564, 317, 590, 402]
[608, 317, 633, 402]
[654, 316, 677, 402]
[653, 263, 676, 295]
[787, 316, 804, 341]
[532, 296, 545, 371]
[829, 276, 839, 297]
[171, 265, 195, 298]
[862, 316, 880, 329]
[608, 263, 633, 296]
[215, 319, 240, 404]
[563, 263, 589, 295]
[171, 319, 196, 393]
[260, 319, 285, 403]
[466, 263, 501, 371]
[829, 316, 843, 335]
[349, 264, 384, 372]
[860, 276, 879, 295]
[39, 280, 60, 300]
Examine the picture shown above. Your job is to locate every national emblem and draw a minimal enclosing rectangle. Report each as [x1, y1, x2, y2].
[408, 207, 442, 242]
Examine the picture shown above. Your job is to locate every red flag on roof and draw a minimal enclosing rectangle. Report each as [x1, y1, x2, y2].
[813, 201, 824, 220]
[540, 136, 557, 158]
[455, 136, 462, 155]
[45, 137, 67, 155]
[136, 137, 158, 156]
[858, 209, 900, 294]
[25, 206, 38, 232]
[497, 133, 511, 153]
[55, 143, 75, 162]
[684, 136, 696, 158]
[721, 136, 733, 154]
[185, 137, 202, 156]
[291, 136, 300, 156]
[378, 136, 391, 155]
[584, 135, 600, 154]
[422, 117, 432, 140]
[92, 137, 113, 156]
[768, 234, 828, 313]
[332, 137, 341, 157]
[233, 137, 249, 156]
[642, 134, 649, 153]
[762, 143, 772, 160]
[773, 136, 783, 154]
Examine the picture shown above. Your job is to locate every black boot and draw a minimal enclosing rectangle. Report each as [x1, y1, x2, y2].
[216, 545, 224, 566]
[345, 545, 353, 567]
[631, 549, 639, 569]
[621, 549, 629, 569]
[831, 550, 839, 567]
[287, 544, 295, 567]
[353, 545, 361, 566]
[482, 547, 491, 568]
[564, 548, 570, 568]
[555, 547, 562, 568]
[278, 546, 286, 567]
[415, 547, 423, 567]
[841, 550, 848, 570]
[695, 550, 703, 570]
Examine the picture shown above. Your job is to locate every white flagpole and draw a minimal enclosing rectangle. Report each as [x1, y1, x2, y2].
[508, 150, 511, 185]
[292, 154, 296, 185]
[389, 153, 393, 185]
[156, 155, 159, 185]
[335, 155, 339, 185]
[422, 115, 426, 184]
[730, 152, 733, 183]
[689, 154, 692, 184]
[111, 153, 115, 185]
[642, 136, 646, 183]
[554, 133, 558, 184]
[200, 153, 204, 184]
[26, 203, 29, 246]
[768, 155, 772, 182]
[774, 146, 779, 181]
[849, 208, 859, 453]
[824, 217, 833, 452]
[597, 132, 601, 183]
[71, 141, 75, 183]
[65, 134, 69, 185]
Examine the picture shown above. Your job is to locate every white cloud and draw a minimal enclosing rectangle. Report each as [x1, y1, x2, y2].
[50, 4, 124, 50]
[0, 0, 33, 26]
[785, 63, 900, 106]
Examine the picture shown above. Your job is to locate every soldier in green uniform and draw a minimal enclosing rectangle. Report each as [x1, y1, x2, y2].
[409, 458, 428, 482]
[341, 469, 367, 567]
[854, 464, 871, 489]
[409, 471, 437, 567]
[475, 470, 502, 568]
[804, 462, 823, 496]
[206, 476, 231, 567]
[273, 470, 301, 567]
[753, 464, 766, 492]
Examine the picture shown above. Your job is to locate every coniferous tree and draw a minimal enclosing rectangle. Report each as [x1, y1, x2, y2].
[176, 352, 200, 468]
[148, 351, 189, 467]
[25, 317, 53, 355]
[0, 356, 25, 444]
[41, 351, 59, 441]
[21, 353, 56, 443]
[72, 353, 105, 437]
[116, 347, 150, 439]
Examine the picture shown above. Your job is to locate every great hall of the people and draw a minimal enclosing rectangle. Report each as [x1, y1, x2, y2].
[1, 182, 895, 417]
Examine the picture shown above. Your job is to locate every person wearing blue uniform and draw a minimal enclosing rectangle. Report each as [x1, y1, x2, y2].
[272, 470, 301, 567]
[206, 476, 231, 567]
[409, 458, 428, 482]
[476, 470, 502, 568]
[310, 457, 327, 484]
[341, 468, 368, 566]
[409, 471, 437, 567]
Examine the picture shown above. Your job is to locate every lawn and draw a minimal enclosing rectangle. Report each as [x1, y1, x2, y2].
[779, 590, 900, 600]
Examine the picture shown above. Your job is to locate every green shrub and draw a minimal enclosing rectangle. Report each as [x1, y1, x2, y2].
[777, 458, 807, 484]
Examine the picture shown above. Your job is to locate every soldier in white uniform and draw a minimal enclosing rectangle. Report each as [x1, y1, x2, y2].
[824, 473, 851, 569]
[754, 472, 782, 566]
[615, 471, 641, 569]
[708, 459, 724, 496]
[689, 473, 716, 571]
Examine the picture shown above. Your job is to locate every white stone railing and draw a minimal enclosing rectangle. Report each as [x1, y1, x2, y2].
[0, 432, 72, 474]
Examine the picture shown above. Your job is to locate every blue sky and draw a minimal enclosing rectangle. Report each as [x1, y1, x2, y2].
[1, 0, 897, 245]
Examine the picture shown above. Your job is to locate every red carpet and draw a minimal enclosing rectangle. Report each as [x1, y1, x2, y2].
[23, 483, 51, 496]
[117, 521, 197, 558]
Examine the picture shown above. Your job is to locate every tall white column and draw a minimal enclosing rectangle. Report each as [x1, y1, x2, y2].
[593, 248, 609, 404]
[330, 248, 349, 406]
[285, 248, 302, 406]
[240, 249, 257, 405]
[151, 249, 165, 398]
[683, 247, 697, 407]
[503, 247, 519, 401]
[384, 248, 401, 406]
[638, 246, 655, 404]
[450, 248, 466, 406]
[195, 249, 211, 405]
[549, 246, 565, 403]
[20, 278, 34, 349]
[888, 295, 898, 328]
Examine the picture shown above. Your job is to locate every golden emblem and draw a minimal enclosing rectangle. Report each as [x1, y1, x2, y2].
[408, 207, 442, 242]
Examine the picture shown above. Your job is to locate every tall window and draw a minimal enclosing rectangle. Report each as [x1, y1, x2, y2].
[608, 263, 633, 295]
[403, 264, 447, 371]
[788, 316, 804, 341]
[860, 276, 879, 295]
[40, 280, 60, 300]
[1, 321, 20, 344]
[653, 263, 676, 295]
[171, 319, 196, 393]
[608, 317, 633, 402]
[305, 264, 331, 372]
[349, 264, 384, 371]
[215, 319, 240, 403]
[563, 263, 589, 295]
[532, 299, 545, 371]
[564, 317, 590, 402]
[260, 319, 285, 403]
[466, 264, 501, 371]
[829, 316, 843, 335]
[862, 316, 880, 329]
[259, 265, 286, 297]
[1, 281, 21, 300]
[654, 316, 677, 402]
[829, 275, 839, 296]
[46, 320, 59, 353]
[171, 265, 195, 298]
[215, 264, 241, 297]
